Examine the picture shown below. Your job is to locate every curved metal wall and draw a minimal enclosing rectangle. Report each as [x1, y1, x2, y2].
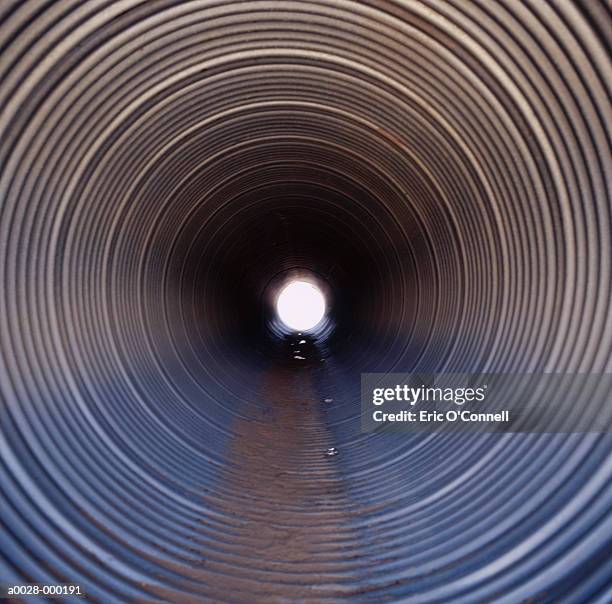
[0, 1, 610, 602]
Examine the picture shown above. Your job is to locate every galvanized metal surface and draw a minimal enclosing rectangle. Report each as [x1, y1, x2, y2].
[0, 1, 611, 602]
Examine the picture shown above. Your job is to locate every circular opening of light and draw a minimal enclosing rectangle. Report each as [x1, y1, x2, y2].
[276, 280, 326, 331]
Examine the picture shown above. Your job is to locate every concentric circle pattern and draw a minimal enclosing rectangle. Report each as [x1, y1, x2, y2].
[1, 1, 611, 602]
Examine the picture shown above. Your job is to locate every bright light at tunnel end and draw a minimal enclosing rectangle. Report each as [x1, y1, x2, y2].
[276, 280, 326, 332]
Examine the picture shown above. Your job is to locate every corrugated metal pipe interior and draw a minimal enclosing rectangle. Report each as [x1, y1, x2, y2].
[0, 1, 610, 603]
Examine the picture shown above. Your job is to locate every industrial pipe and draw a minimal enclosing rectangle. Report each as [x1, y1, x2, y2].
[0, 1, 610, 602]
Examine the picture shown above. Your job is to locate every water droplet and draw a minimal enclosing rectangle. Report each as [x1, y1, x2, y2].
[299, 339, 306, 344]
[325, 447, 339, 457]
[324, 398, 333, 404]
[294, 355, 306, 360]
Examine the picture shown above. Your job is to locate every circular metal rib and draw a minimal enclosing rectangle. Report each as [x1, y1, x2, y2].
[0, 1, 610, 602]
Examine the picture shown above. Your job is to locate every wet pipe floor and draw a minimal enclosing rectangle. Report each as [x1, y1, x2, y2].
[141, 345, 370, 603]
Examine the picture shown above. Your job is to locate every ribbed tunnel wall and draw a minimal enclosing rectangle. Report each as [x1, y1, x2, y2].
[1, 1, 611, 602]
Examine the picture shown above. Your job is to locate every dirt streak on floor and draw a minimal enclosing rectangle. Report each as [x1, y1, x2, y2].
[145, 363, 363, 603]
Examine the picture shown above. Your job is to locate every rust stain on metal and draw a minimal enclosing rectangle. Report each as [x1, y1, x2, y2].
[145, 365, 359, 602]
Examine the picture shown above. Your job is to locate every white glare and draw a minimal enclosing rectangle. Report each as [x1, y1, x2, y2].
[276, 281, 326, 331]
